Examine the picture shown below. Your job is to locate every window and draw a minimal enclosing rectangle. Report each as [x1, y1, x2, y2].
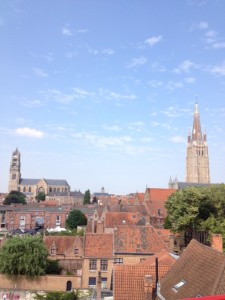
[101, 278, 107, 289]
[140, 258, 146, 263]
[28, 186, 31, 192]
[89, 259, 97, 270]
[100, 260, 108, 271]
[114, 258, 123, 265]
[23, 187, 26, 192]
[12, 174, 16, 180]
[89, 277, 96, 287]
[51, 246, 56, 256]
[74, 248, 79, 255]
[56, 215, 60, 225]
[173, 280, 186, 292]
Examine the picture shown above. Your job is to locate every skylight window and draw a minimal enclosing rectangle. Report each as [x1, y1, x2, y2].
[172, 280, 186, 292]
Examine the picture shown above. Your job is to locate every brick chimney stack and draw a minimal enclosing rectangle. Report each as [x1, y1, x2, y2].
[144, 275, 153, 300]
[211, 234, 223, 252]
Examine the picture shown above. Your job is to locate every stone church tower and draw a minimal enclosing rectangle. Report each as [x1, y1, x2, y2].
[8, 148, 21, 192]
[186, 103, 210, 183]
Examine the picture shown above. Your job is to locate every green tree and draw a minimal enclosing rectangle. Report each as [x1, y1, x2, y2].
[35, 192, 46, 202]
[3, 191, 26, 205]
[0, 236, 48, 277]
[83, 189, 91, 205]
[46, 259, 61, 275]
[66, 209, 87, 230]
[34, 291, 77, 300]
[165, 184, 225, 247]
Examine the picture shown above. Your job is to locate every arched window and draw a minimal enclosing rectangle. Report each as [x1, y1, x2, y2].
[23, 187, 26, 192]
[28, 187, 31, 192]
[49, 187, 52, 193]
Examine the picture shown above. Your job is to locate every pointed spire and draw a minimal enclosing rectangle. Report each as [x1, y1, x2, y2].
[192, 102, 202, 141]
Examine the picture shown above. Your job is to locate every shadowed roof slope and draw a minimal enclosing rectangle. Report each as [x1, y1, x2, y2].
[160, 239, 225, 299]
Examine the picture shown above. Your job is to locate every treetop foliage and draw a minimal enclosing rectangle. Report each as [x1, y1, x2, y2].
[3, 191, 26, 205]
[83, 189, 91, 205]
[66, 209, 87, 230]
[0, 235, 48, 277]
[165, 184, 225, 246]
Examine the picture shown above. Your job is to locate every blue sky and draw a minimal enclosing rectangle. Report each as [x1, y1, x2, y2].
[0, 0, 225, 195]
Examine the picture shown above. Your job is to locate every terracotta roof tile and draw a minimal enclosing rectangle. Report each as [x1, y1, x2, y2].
[44, 236, 84, 255]
[104, 212, 142, 228]
[114, 225, 169, 254]
[84, 233, 113, 258]
[114, 264, 171, 300]
[145, 188, 176, 217]
[160, 239, 225, 299]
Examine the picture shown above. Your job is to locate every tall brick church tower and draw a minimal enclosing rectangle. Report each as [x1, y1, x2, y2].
[186, 103, 210, 183]
[8, 148, 21, 192]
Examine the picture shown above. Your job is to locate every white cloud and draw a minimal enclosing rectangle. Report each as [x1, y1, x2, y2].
[147, 80, 163, 88]
[102, 48, 115, 55]
[166, 81, 183, 90]
[170, 136, 186, 143]
[145, 35, 162, 47]
[99, 88, 136, 101]
[73, 87, 95, 98]
[0, 17, 4, 26]
[150, 61, 166, 72]
[126, 56, 147, 68]
[33, 68, 48, 78]
[20, 99, 43, 107]
[213, 42, 225, 49]
[16, 127, 44, 138]
[198, 21, 208, 30]
[184, 77, 196, 84]
[211, 62, 225, 76]
[76, 29, 89, 33]
[103, 125, 121, 131]
[61, 26, 73, 36]
[173, 60, 197, 74]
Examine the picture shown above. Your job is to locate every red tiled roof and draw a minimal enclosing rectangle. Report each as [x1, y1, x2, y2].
[136, 193, 145, 204]
[145, 188, 176, 216]
[160, 239, 225, 299]
[114, 264, 171, 300]
[84, 233, 113, 258]
[139, 249, 177, 266]
[44, 236, 84, 255]
[114, 225, 169, 254]
[104, 212, 141, 228]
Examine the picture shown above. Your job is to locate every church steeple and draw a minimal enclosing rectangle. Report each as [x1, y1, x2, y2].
[192, 102, 202, 141]
[8, 149, 21, 192]
[186, 103, 210, 184]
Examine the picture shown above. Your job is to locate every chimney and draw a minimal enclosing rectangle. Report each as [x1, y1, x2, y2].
[144, 275, 153, 300]
[96, 220, 104, 233]
[211, 234, 223, 252]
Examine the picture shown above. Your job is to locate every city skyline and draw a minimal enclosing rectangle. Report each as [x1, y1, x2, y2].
[0, 1, 225, 194]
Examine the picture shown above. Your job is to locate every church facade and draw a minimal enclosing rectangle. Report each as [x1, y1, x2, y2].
[169, 103, 210, 189]
[8, 149, 70, 197]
